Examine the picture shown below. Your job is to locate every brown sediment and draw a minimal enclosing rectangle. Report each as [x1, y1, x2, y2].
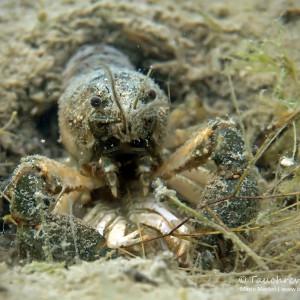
[1, 0, 300, 299]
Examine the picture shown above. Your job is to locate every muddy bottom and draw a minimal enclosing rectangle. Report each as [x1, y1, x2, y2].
[1, 0, 300, 299]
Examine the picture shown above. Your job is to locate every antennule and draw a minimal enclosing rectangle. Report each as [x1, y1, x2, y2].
[100, 63, 128, 133]
[133, 66, 153, 109]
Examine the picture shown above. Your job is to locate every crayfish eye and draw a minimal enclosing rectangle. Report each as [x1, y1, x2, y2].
[90, 96, 101, 108]
[147, 89, 157, 101]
